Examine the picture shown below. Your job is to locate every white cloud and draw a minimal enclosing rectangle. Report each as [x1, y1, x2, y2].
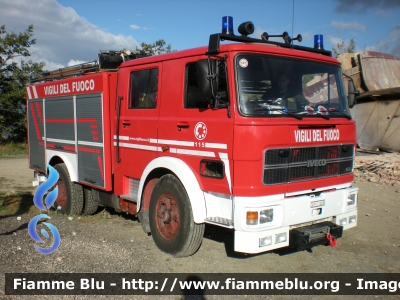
[0, 0, 140, 70]
[130, 24, 149, 31]
[331, 21, 366, 32]
[67, 59, 87, 66]
[39, 59, 64, 72]
[373, 25, 400, 58]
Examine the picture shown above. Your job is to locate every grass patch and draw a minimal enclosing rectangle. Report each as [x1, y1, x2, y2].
[0, 192, 38, 216]
[0, 142, 28, 158]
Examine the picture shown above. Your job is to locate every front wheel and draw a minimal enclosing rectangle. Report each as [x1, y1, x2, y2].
[149, 174, 204, 257]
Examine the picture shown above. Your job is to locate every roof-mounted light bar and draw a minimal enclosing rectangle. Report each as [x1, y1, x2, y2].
[207, 17, 331, 57]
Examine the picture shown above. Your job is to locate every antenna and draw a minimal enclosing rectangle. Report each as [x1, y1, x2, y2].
[292, 0, 295, 45]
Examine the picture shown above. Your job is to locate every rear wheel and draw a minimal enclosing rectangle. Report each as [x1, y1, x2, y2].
[149, 174, 204, 257]
[82, 187, 98, 215]
[54, 163, 83, 215]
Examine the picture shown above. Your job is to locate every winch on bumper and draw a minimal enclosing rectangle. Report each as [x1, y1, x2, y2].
[289, 221, 342, 250]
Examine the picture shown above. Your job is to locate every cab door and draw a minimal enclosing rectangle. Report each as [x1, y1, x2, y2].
[117, 64, 161, 196]
[158, 57, 234, 195]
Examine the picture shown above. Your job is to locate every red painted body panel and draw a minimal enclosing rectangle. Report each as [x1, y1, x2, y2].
[28, 74, 105, 98]
[28, 72, 117, 191]
[232, 118, 356, 196]
[101, 73, 117, 191]
[28, 42, 355, 199]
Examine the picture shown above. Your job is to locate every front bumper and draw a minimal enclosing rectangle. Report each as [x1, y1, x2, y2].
[233, 186, 358, 254]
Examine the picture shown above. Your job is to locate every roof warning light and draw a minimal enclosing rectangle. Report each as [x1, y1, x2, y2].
[222, 16, 234, 35]
[314, 34, 324, 49]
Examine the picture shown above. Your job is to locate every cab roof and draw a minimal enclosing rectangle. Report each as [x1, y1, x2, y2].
[119, 41, 340, 68]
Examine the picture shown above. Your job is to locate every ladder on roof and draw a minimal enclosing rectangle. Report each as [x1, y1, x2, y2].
[31, 49, 150, 83]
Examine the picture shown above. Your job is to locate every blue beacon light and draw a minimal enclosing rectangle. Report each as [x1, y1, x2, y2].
[222, 16, 234, 35]
[314, 34, 324, 49]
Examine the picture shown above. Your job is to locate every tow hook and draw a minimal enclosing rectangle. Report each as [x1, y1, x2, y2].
[326, 233, 337, 247]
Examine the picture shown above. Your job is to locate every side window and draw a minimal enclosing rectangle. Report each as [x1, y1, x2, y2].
[184, 62, 209, 109]
[129, 68, 158, 109]
[184, 61, 229, 109]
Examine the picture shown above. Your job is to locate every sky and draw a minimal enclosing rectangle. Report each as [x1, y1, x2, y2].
[1, 0, 400, 71]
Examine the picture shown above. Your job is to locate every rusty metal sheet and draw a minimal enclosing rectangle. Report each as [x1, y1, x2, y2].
[358, 51, 400, 97]
[350, 99, 400, 152]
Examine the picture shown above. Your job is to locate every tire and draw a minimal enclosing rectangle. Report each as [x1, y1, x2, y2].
[82, 187, 98, 215]
[54, 163, 83, 215]
[137, 210, 151, 234]
[149, 174, 204, 257]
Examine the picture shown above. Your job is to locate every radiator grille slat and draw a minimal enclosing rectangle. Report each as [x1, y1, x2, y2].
[264, 144, 354, 185]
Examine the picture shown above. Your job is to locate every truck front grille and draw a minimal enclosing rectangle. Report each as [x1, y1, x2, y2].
[263, 145, 354, 185]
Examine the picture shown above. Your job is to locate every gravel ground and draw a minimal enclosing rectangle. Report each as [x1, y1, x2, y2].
[1, 157, 400, 299]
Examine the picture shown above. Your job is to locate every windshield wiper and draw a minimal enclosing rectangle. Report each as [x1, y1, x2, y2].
[255, 107, 303, 120]
[313, 113, 331, 120]
[258, 108, 304, 120]
[287, 112, 304, 120]
[328, 108, 352, 120]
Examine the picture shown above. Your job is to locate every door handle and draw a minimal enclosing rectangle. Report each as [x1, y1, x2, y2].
[122, 120, 131, 128]
[177, 122, 190, 130]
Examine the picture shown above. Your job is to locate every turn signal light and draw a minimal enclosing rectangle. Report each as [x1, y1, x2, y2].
[246, 211, 258, 225]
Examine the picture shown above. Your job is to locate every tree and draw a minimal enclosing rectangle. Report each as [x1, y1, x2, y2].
[0, 24, 45, 143]
[332, 37, 356, 57]
[139, 39, 174, 55]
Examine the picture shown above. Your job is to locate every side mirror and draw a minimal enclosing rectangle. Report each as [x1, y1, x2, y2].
[196, 58, 218, 100]
[343, 74, 360, 108]
[347, 80, 360, 108]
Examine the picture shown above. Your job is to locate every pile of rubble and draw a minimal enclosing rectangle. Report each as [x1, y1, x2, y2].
[354, 152, 400, 186]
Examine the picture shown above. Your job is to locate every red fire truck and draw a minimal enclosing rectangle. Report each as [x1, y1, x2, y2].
[27, 19, 359, 257]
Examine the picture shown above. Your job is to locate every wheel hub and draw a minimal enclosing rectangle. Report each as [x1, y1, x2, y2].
[161, 209, 172, 223]
[155, 194, 179, 240]
[56, 179, 67, 208]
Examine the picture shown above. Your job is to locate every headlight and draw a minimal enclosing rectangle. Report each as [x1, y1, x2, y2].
[245, 206, 280, 227]
[260, 208, 273, 224]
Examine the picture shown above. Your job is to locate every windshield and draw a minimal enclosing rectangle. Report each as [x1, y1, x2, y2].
[236, 54, 350, 118]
